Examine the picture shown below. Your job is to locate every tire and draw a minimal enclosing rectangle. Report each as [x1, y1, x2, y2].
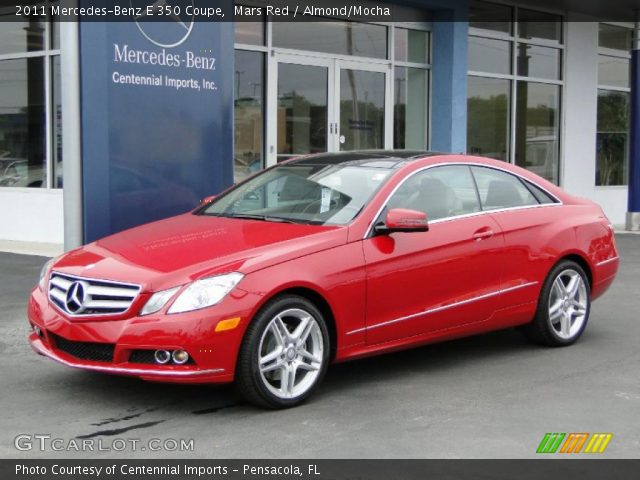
[522, 260, 591, 347]
[236, 295, 330, 409]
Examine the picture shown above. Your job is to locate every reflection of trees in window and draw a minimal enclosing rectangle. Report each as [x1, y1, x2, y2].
[467, 94, 509, 160]
[234, 50, 264, 182]
[596, 91, 629, 186]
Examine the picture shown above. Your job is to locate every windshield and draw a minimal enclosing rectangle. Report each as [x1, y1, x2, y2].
[200, 163, 393, 225]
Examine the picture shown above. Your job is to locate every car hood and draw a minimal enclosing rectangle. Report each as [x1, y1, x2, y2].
[52, 213, 347, 291]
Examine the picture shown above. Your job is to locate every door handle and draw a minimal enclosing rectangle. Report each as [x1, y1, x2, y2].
[472, 228, 494, 241]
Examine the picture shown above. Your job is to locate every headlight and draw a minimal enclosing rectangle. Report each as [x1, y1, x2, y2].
[140, 287, 180, 316]
[38, 259, 54, 290]
[167, 272, 244, 314]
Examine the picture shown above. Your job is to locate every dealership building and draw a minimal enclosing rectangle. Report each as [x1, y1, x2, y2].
[0, 0, 639, 252]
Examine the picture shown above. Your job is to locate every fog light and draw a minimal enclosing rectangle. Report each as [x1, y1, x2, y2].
[154, 350, 171, 364]
[172, 349, 189, 365]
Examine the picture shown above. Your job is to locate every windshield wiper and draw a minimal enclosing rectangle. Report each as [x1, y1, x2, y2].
[223, 213, 300, 224]
[207, 212, 324, 225]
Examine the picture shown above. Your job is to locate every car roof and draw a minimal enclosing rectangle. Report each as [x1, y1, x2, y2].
[288, 150, 451, 169]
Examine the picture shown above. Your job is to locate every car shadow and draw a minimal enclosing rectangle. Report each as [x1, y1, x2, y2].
[57, 327, 546, 417]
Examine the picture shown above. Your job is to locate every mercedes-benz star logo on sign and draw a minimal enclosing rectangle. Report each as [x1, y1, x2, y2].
[132, 0, 195, 48]
[65, 281, 88, 314]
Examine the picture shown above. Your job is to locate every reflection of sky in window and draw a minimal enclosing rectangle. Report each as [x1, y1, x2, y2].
[278, 64, 327, 105]
[235, 51, 263, 100]
[0, 17, 45, 55]
[468, 37, 510, 74]
[0, 59, 32, 113]
[598, 56, 630, 88]
[273, 21, 387, 59]
[468, 76, 509, 98]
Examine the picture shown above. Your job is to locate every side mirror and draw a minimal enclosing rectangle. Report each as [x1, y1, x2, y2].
[200, 195, 217, 205]
[375, 208, 429, 234]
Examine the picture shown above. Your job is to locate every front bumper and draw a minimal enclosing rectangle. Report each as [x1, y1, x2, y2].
[29, 335, 227, 382]
[27, 285, 255, 384]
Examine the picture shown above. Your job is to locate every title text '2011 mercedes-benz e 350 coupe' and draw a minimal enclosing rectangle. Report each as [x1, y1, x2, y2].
[28, 152, 619, 408]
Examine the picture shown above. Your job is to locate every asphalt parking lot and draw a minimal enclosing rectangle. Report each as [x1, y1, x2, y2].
[1, 235, 639, 459]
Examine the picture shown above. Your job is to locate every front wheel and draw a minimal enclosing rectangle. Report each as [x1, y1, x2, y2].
[236, 295, 330, 408]
[523, 260, 591, 346]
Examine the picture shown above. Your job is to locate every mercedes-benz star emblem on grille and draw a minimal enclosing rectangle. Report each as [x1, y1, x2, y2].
[65, 281, 88, 314]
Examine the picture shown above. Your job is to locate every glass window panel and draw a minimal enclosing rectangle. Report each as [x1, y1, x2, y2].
[389, 166, 481, 220]
[596, 90, 629, 186]
[598, 55, 630, 88]
[469, 1, 512, 34]
[468, 36, 511, 74]
[517, 44, 562, 80]
[339, 69, 385, 151]
[524, 180, 557, 203]
[0, 58, 46, 189]
[52, 55, 62, 188]
[52, 21, 60, 49]
[395, 28, 429, 64]
[599, 24, 632, 52]
[51, 1, 60, 49]
[273, 21, 387, 59]
[467, 76, 510, 161]
[394, 67, 428, 150]
[234, 50, 264, 182]
[0, 13, 45, 55]
[515, 82, 560, 184]
[518, 9, 562, 43]
[471, 166, 538, 209]
[277, 63, 328, 162]
[234, 20, 265, 45]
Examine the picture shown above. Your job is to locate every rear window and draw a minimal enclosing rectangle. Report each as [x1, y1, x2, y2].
[523, 180, 558, 204]
[471, 166, 538, 210]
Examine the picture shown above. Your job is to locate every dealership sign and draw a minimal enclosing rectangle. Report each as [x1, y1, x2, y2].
[79, 0, 234, 242]
[110, 1, 218, 93]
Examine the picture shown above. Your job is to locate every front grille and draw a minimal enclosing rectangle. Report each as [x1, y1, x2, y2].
[48, 272, 140, 317]
[51, 333, 115, 362]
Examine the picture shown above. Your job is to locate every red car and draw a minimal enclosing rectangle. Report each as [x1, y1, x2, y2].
[28, 152, 619, 408]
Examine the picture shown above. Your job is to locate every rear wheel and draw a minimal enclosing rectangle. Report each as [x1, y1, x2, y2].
[523, 260, 591, 346]
[236, 295, 330, 408]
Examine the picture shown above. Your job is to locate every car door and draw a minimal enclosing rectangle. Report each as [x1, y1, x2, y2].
[469, 166, 558, 310]
[362, 165, 505, 345]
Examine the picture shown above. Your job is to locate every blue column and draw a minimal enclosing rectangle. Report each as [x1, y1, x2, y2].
[628, 37, 640, 230]
[422, 0, 468, 154]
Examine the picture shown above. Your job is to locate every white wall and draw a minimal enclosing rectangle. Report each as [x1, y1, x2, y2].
[0, 189, 64, 244]
[562, 18, 628, 227]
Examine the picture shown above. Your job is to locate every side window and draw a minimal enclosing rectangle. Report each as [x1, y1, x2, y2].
[471, 166, 539, 210]
[523, 180, 558, 204]
[387, 166, 481, 221]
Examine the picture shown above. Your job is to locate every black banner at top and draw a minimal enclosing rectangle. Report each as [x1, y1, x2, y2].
[2, 0, 640, 22]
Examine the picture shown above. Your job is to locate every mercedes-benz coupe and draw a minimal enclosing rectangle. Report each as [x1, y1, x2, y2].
[28, 152, 619, 408]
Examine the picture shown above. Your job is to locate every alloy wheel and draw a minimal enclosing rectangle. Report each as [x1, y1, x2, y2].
[257, 308, 324, 400]
[548, 269, 588, 340]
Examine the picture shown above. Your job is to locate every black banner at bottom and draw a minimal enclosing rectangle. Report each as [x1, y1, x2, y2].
[2, 459, 639, 480]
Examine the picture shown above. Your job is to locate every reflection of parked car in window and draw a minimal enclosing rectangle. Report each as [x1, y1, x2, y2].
[522, 135, 558, 182]
[0, 159, 28, 186]
[0, 159, 63, 188]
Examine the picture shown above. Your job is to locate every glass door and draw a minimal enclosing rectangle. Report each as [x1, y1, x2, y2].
[334, 61, 391, 152]
[267, 54, 391, 166]
[270, 55, 334, 164]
